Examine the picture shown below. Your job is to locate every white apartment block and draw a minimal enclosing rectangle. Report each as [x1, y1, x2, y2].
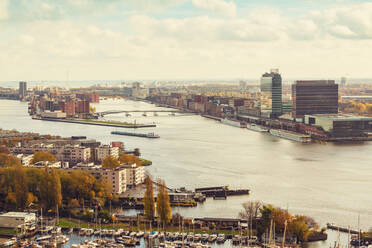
[10, 144, 91, 166]
[16, 154, 33, 167]
[95, 145, 119, 162]
[121, 163, 146, 188]
[69, 165, 127, 194]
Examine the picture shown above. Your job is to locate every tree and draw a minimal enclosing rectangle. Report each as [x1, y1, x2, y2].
[102, 155, 120, 169]
[0, 153, 21, 167]
[257, 204, 275, 239]
[40, 168, 62, 210]
[119, 153, 142, 166]
[31, 152, 56, 164]
[239, 201, 262, 236]
[156, 179, 171, 228]
[143, 177, 155, 221]
[0, 146, 9, 154]
[14, 165, 29, 210]
[288, 215, 311, 243]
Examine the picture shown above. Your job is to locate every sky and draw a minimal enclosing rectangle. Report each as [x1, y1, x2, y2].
[1, 0, 372, 81]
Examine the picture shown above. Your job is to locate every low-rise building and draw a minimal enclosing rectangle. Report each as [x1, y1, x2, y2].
[10, 144, 91, 166]
[305, 114, 372, 139]
[0, 212, 37, 229]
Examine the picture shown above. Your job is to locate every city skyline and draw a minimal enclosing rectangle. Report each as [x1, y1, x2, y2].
[1, 0, 372, 80]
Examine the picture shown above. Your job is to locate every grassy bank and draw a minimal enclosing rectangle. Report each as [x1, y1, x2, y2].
[0, 228, 17, 235]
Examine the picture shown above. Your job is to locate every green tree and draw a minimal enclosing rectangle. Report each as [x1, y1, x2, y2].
[31, 152, 56, 164]
[143, 177, 155, 221]
[156, 179, 171, 228]
[289, 215, 311, 243]
[102, 155, 120, 169]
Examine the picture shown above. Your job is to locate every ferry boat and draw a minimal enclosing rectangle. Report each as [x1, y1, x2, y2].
[111, 131, 160, 138]
[221, 118, 247, 128]
[247, 123, 269, 132]
[269, 129, 312, 143]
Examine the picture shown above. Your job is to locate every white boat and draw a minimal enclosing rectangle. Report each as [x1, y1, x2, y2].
[269, 129, 312, 143]
[136, 231, 144, 238]
[221, 118, 247, 128]
[216, 234, 225, 243]
[201, 233, 209, 242]
[247, 123, 269, 132]
[208, 234, 217, 243]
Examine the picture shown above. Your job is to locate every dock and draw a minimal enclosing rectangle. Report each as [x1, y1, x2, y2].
[326, 223, 360, 234]
[32, 117, 156, 128]
[195, 186, 250, 198]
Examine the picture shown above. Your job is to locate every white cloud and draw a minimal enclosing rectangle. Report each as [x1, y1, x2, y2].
[192, 0, 237, 17]
[0, 0, 8, 20]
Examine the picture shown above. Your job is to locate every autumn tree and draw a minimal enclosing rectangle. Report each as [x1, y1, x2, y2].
[0, 154, 21, 167]
[102, 155, 120, 169]
[288, 215, 311, 243]
[143, 177, 155, 221]
[31, 152, 56, 164]
[156, 179, 171, 228]
[0, 146, 9, 154]
[40, 168, 62, 211]
[14, 165, 29, 209]
[119, 153, 142, 166]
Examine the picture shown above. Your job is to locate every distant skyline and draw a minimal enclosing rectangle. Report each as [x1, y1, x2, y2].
[1, 0, 372, 81]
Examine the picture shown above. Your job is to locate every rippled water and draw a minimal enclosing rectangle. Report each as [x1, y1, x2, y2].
[0, 98, 370, 247]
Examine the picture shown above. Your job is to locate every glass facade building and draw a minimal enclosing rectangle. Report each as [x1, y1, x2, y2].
[260, 69, 282, 118]
[292, 80, 338, 119]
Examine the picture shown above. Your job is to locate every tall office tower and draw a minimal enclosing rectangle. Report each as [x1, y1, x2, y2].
[341, 77, 347, 87]
[260, 69, 282, 118]
[19, 81, 27, 99]
[292, 80, 339, 119]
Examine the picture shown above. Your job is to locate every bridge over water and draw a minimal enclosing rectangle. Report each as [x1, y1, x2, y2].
[98, 109, 187, 116]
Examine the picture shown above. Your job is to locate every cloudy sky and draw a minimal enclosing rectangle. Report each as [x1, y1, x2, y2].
[1, 0, 372, 81]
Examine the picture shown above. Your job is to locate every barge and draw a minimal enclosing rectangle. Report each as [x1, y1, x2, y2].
[221, 118, 247, 128]
[269, 129, 312, 143]
[111, 131, 160, 138]
[247, 124, 269, 132]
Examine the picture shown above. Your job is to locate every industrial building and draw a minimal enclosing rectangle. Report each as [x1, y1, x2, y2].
[305, 114, 372, 139]
[0, 212, 36, 229]
[260, 69, 282, 118]
[292, 80, 339, 119]
[19, 81, 27, 99]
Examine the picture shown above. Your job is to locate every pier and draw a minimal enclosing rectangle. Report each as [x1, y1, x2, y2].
[98, 109, 185, 116]
[326, 223, 360, 234]
[32, 117, 156, 128]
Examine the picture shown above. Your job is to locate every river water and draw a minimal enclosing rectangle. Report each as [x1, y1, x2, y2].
[0, 98, 371, 247]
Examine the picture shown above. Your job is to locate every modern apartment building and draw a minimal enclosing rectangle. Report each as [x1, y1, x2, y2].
[95, 145, 120, 162]
[10, 144, 91, 166]
[292, 80, 338, 119]
[19, 81, 27, 99]
[121, 163, 146, 188]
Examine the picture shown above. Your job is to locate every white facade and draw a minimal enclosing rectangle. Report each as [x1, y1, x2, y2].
[0, 212, 37, 229]
[122, 163, 146, 187]
[69, 165, 127, 194]
[10, 144, 91, 166]
[16, 154, 33, 167]
[95, 145, 119, 162]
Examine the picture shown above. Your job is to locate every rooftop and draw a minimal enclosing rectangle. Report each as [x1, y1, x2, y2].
[0, 212, 36, 218]
[307, 114, 372, 121]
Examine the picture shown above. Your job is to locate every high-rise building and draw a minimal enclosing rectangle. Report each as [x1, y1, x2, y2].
[341, 77, 347, 87]
[260, 69, 282, 118]
[19, 81, 27, 99]
[292, 80, 338, 119]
